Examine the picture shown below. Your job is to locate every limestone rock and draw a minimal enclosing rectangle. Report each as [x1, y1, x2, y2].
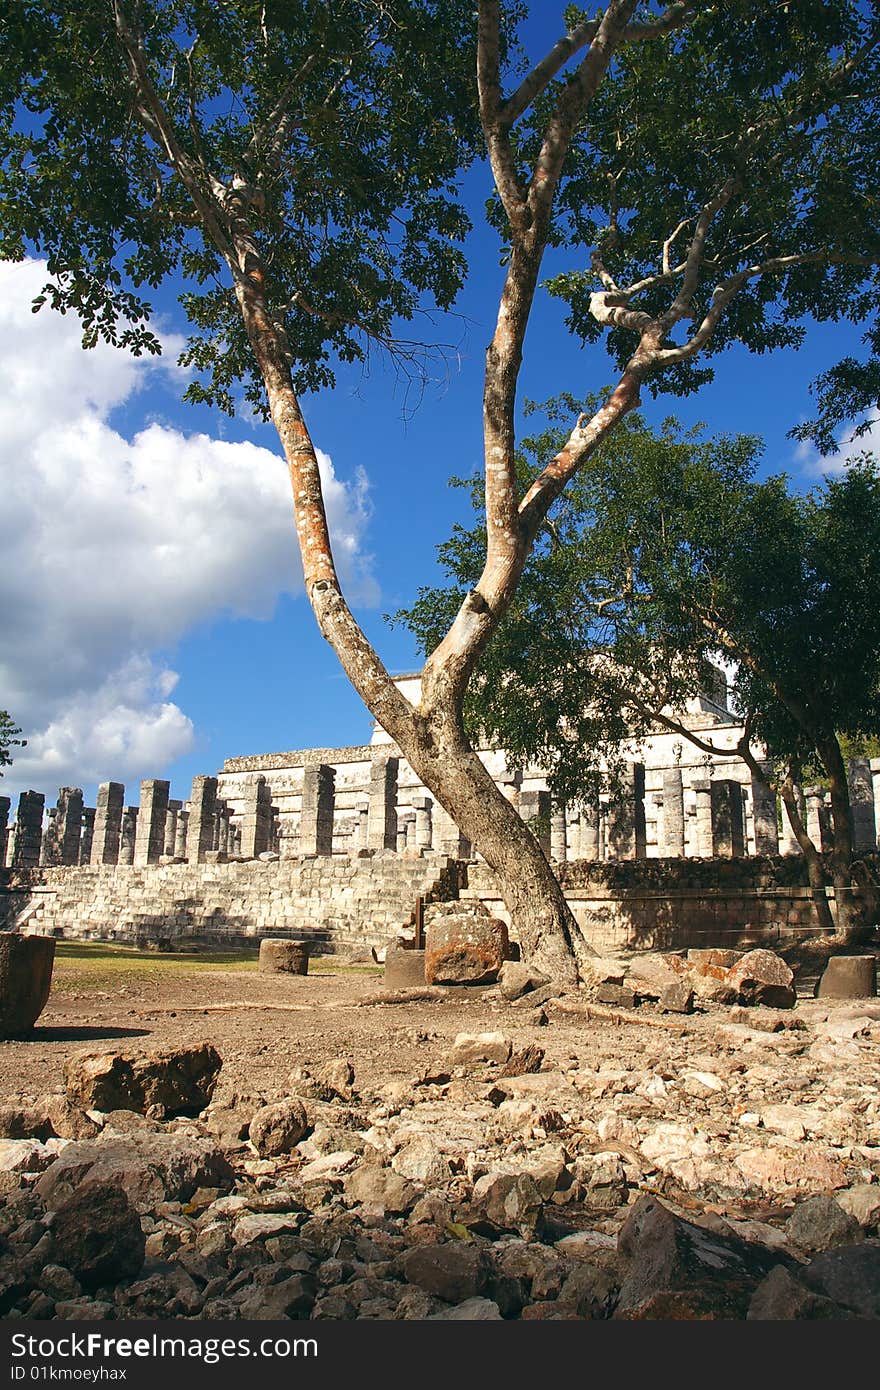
[660, 980, 694, 1014]
[0, 1139, 54, 1175]
[428, 1296, 502, 1320]
[50, 1181, 145, 1291]
[237, 1273, 317, 1320]
[747, 1265, 852, 1320]
[786, 1195, 862, 1252]
[817, 954, 877, 1000]
[474, 1171, 543, 1233]
[498, 962, 549, 1002]
[615, 1195, 787, 1319]
[344, 1163, 418, 1214]
[391, 1136, 451, 1188]
[35, 1133, 234, 1211]
[248, 1099, 308, 1157]
[400, 1241, 489, 1303]
[799, 1240, 880, 1317]
[425, 914, 509, 986]
[837, 1184, 880, 1232]
[64, 1043, 222, 1117]
[723, 950, 796, 1009]
[450, 1032, 512, 1066]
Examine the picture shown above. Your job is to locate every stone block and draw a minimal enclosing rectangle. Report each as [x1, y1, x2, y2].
[383, 946, 426, 989]
[259, 938, 309, 975]
[817, 955, 877, 999]
[425, 913, 509, 985]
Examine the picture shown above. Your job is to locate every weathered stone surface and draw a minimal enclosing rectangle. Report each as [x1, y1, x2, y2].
[0, 933, 55, 1038]
[450, 1032, 512, 1066]
[817, 955, 877, 999]
[384, 947, 426, 989]
[259, 938, 309, 975]
[428, 1296, 502, 1320]
[747, 1265, 852, 1320]
[344, 1164, 417, 1213]
[498, 962, 549, 1002]
[786, 1195, 862, 1252]
[50, 1181, 145, 1291]
[623, 954, 683, 999]
[799, 1240, 880, 1317]
[474, 1171, 543, 1232]
[724, 950, 796, 1009]
[237, 1273, 317, 1320]
[425, 914, 509, 986]
[615, 1196, 787, 1319]
[579, 957, 627, 989]
[35, 1133, 234, 1211]
[400, 1242, 489, 1303]
[0, 1139, 54, 1174]
[733, 1147, 849, 1194]
[837, 1184, 880, 1231]
[660, 980, 694, 1014]
[391, 1136, 451, 1188]
[64, 1044, 222, 1117]
[248, 1099, 308, 1157]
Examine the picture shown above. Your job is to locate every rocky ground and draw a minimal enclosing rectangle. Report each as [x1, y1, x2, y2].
[0, 940, 879, 1321]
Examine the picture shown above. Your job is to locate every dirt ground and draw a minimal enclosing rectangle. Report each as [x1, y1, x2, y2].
[0, 941, 734, 1106]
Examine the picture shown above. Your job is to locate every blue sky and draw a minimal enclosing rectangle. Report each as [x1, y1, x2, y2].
[1, 29, 875, 816]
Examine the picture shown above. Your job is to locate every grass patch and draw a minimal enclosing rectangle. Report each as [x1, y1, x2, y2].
[51, 940, 379, 990]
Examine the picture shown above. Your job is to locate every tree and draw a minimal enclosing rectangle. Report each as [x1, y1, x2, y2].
[0, 712, 25, 776]
[3, 2, 880, 982]
[399, 403, 880, 942]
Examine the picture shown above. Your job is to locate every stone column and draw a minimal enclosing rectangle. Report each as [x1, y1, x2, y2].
[43, 787, 83, 866]
[367, 754, 398, 851]
[185, 776, 218, 864]
[751, 765, 779, 856]
[40, 809, 57, 866]
[355, 796, 370, 851]
[133, 779, 170, 866]
[396, 811, 416, 853]
[520, 789, 551, 855]
[692, 781, 714, 858]
[607, 764, 646, 860]
[79, 808, 95, 865]
[711, 779, 746, 857]
[12, 791, 44, 869]
[779, 789, 802, 855]
[0, 796, 10, 868]
[848, 757, 877, 852]
[91, 782, 124, 866]
[550, 806, 567, 863]
[412, 795, 433, 850]
[577, 801, 600, 861]
[805, 786, 832, 852]
[236, 776, 272, 858]
[217, 804, 232, 855]
[300, 764, 335, 856]
[164, 800, 182, 857]
[433, 801, 470, 858]
[119, 807, 138, 865]
[661, 768, 686, 858]
[174, 809, 189, 859]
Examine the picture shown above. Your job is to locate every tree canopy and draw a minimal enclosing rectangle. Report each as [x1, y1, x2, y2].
[0, 712, 25, 777]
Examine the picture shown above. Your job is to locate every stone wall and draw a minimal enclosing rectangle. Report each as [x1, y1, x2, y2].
[460, 855, 873, 955]
[0, 854, 461, 955]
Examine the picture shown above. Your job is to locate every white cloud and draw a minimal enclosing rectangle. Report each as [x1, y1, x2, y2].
[794, 409, 880, 476]
[0, 258, 376, 801]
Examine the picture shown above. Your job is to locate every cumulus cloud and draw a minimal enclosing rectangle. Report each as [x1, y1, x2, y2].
[0, 258, 376, 800]
[794, 409, 880, 476]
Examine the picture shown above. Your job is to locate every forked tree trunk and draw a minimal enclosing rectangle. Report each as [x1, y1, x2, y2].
[779, 780, 836, 935]
[822, 740, 876, 945]
[237, 281, 589, 984]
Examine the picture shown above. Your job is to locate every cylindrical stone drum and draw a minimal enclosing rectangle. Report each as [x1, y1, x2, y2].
[817, 954, 877, 999]
[0, 932, 56, 1038]
[259, 937, 310, 975]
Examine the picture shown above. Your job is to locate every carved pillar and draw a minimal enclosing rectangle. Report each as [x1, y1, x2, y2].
[550, 805, 567, 863]
[119, 807, 138, 865]
[43, 787, 83, 866]
[848, 757, 877, 852]
[238, 776, 273, 858]
[805, 786, 833, 852]
[164, 800, 182, 857]
[607, 764, 646, 861]
[412, 795, 433, 850]
[661, 768, 686, 858]
[367, 755, 398, 851]
[692, 781, 714, 858]
[0, 796, 11, 867]
[174, 809, 189, 859]
[751, 765, 779, 856]
[79, 807, 95, 865]
[91, 782, 124, 866]
[578, 801, 601, 861]
[300, 764, 335, 856]
[133, 779, 170, 866]
[185, 776, 218, 864]
[12, 791, 44, 869]
[711, 778, 746, 857]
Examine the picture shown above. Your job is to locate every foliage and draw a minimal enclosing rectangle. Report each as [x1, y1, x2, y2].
[398, 401, 880, 803]
[0, 0, 483, 413]
[0, 711, 24, 776]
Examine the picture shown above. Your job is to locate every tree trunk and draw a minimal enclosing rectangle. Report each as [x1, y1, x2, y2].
[779, 779, 836, 935]
[822, 739, 875, 945]
[396, 706, 595, 985]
